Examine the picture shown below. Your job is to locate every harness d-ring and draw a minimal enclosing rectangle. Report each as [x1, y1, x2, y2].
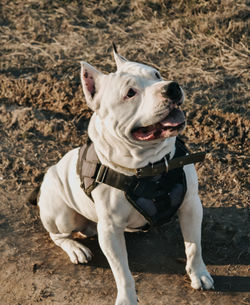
[164, 156, 169, 172]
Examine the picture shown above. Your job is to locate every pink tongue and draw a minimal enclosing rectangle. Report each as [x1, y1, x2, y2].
[161, 108, 185, 127]
[132, 108, 185, 140]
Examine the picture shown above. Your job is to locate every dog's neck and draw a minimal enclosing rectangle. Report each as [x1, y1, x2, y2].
[88, 114, 177, 175]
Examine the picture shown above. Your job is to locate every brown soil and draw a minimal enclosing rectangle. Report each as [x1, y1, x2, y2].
[0, 1, 249, 304]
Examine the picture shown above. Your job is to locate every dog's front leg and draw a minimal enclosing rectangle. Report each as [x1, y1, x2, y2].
[178, 166, 214, 290]
[94, 187, 138, 305]
[97, 221, 137, 305]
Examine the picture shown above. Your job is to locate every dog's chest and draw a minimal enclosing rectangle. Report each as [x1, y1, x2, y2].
[77, 139, 188, 228]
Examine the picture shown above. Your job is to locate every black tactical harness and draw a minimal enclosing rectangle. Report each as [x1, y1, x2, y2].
[77, 138, 206, 228]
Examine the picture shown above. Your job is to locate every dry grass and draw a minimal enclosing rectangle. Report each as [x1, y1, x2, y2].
[0, 0, 249, 114]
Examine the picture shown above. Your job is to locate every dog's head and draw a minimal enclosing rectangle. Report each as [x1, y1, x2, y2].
[81, 48, 185, 144]
[80, 47, 186, 168]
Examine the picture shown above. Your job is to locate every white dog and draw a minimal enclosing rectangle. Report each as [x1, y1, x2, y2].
[36, 46, 214, 305]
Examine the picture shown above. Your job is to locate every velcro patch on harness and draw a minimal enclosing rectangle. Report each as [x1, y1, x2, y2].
[126, 169, 186, 226]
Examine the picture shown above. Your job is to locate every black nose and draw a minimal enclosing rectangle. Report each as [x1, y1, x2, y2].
[162, 82, 182, 104]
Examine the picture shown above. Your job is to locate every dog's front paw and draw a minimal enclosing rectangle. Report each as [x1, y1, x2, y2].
[61, 239, 93, 264]
[187, 266, 214, 290]
[115, 292, 138, 305]
[115, 299, 138, 305]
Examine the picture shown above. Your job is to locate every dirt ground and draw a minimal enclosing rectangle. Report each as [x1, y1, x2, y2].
[0, 1, 249, 304]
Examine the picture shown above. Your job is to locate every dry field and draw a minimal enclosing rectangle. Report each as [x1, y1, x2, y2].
[0, 1, 249, 304]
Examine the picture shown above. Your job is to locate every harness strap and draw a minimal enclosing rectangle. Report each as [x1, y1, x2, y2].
[78, 138, 206, 195]
[136, 151, 206, 178]
[77, 140, 99, 197]
[95, 164, 136, 192]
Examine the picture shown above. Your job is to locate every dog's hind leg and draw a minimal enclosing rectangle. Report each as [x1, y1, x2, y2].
[38, 166, 94, 264]
[40, 204, 94, 264]
[40, 201, 94, 264]
[49, 232, 93, 264]
[40, 203, 94, 264]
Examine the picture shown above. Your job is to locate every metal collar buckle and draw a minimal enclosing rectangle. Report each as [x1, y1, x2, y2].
[136, 168, 143, 178]
[136, 153, 171, 178]
[136, 166, 155, 178]
[164, 156, 169, 173]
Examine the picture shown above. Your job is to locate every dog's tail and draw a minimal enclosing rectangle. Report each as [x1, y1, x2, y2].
[26, 173, 44, 206]
[26, 185, 41, 206]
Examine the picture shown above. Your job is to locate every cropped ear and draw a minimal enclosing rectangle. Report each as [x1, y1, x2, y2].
[80, 61, 103, 111]
[112, 42, 128, 70]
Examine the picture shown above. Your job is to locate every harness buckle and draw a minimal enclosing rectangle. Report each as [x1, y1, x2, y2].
[96, 165, 108, 184]
[136, 168, 142, 178]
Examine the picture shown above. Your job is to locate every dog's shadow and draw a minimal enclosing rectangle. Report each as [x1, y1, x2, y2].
[76, 206, 250, 294]
[79, 225, 185, 275]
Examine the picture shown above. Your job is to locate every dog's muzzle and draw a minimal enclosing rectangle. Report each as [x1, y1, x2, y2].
[131, 81, 185, 141]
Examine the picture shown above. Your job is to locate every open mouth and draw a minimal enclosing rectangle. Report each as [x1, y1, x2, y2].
[132, 108, 186, 141]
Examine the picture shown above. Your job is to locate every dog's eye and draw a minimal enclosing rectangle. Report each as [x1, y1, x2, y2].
[126, 88, 137, 98]
[155, 72, 161, 79]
